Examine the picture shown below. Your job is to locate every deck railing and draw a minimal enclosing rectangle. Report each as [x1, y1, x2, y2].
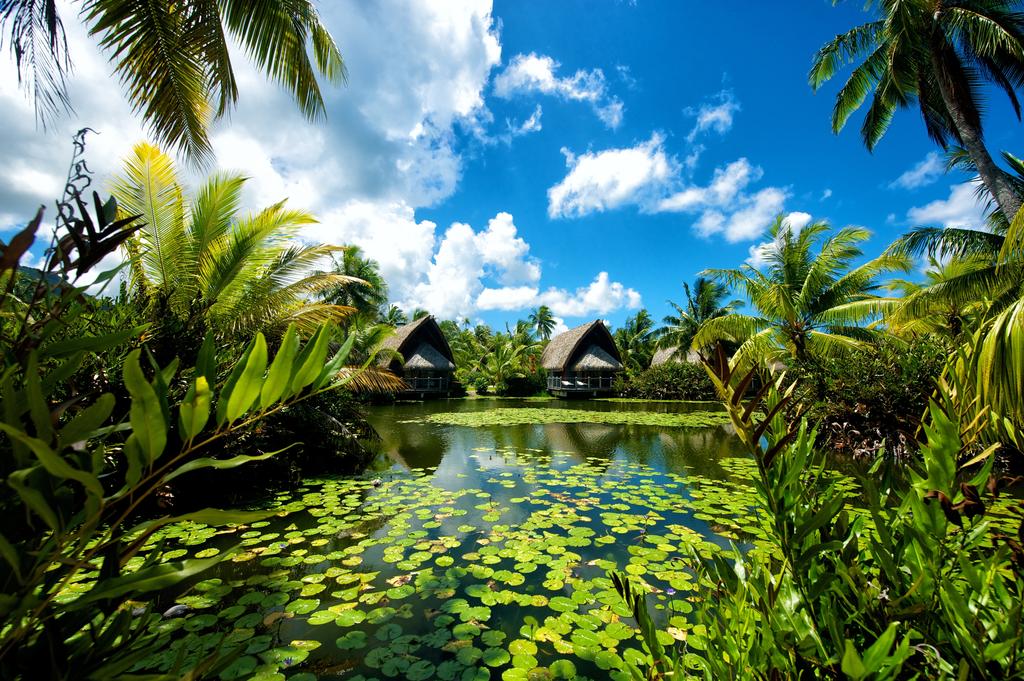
[546, 374, 616, 391]
[403, 376, 450, 393]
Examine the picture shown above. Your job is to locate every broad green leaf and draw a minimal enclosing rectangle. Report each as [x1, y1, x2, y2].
[164, 446, 293, 483]
[179, 377, 212, 441]
[65, 555, 229, 609]
[260, 324, 299, 408]
[0, 531, 21, 578]
[195, 332, 218, 384]
[123, 350, 166, 462]
[8, 468, 59, 530]
[40, 326, 147, 358]
[226, 333, 267, 422]
[58, 393, 115, 449]
[290, 325, 332, 393]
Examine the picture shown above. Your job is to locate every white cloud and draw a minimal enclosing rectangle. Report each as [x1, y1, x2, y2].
[745, 211, 815, 267]
[476, 286, 539, 311]
[1, 0, 504, 233]
[492, 52, 624, 128]
[547, 135, 789, 242]
[537, 272, 642, 317]
[311, 204, 636, 320]
[890, 152, 945, 190]
[906, 182, 986, 229]
[821, 188, 833, 200]
[548, 134, 676, 218]
[686, 91, 740, 142]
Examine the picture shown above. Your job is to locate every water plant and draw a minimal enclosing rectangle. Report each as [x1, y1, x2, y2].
[408, 407, 731, 429]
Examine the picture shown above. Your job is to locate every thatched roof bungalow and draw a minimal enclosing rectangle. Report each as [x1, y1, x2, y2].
[650, 346, 702, 366]
[379, 316, 456, 396]
[541, 320, 623, 397]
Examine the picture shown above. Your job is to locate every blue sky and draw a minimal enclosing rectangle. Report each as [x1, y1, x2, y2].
[1, 0, 1015, 333]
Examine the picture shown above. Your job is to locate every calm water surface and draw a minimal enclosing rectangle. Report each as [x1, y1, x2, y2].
[141, 398, 750, 680]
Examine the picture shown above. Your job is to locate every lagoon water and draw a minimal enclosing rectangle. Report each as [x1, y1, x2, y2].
[136, 398, 755, 680]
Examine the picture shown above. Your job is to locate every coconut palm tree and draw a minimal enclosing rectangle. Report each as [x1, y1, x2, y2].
[529, 305, 557, 341]
[320, 246, 388, 319]
[613, 310, 659, 371]
[479, 337, 534, 393]
[886, 256, 993, 337]
[885, 150, 1024, 327]
[379, 304, 408, 327]
[660, 277, 741, 359]
[811, 0, 1024, 219]
[694, 216, 911, 368]
[112, 142, 356, 345]
[2, 0, 344, 163]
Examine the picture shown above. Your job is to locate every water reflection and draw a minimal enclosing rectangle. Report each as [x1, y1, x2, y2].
[365, 398, 743, 482]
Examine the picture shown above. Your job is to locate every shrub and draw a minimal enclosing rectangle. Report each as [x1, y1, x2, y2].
[616, 361, 716, 400]
[791, 336, 948, 458]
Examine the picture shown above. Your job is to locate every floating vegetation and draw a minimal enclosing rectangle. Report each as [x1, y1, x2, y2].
[406, 407, 732, 429]
[82, 437, 1021, 680]
[94, 448, 771, 680]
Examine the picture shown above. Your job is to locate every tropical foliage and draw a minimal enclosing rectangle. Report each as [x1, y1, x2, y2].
[694, 216, 910, 368]
[112, 143, 355, 350]
[659, 277, 739, 359]
[0, 199, 366, 679]
[616, 348, 1024, 679]
[0, 0, 345, 163]
[613, 309, 659, 372]
[811, 0, 1024, 218]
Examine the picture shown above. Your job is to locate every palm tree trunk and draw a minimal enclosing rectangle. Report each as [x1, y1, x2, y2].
[931, 50, 1023, 221]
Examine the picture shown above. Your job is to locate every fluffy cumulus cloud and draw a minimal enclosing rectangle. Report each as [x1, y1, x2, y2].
[548, 134, 676, 218]
[890, 152, 946, 190]
[537, 272, 642, 317]
[492, 52, 624, 128]
[906, 182, 987, 229]
[2, 1, 643, 321]
[548, 135, 790, 242]
[312, 204, 636, 320]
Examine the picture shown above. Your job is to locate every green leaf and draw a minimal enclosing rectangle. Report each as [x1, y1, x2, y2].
[862, 624, 899, 672]
[841, 641, 867, 680]
[260, 324, 299, 408]
[0, 531, 21, 578]
[164, 446, 294, 483]
[8, 468, 59, 530]
[290, 325, 332, 393]
[225, 333, 267, 422]
[123, 350, 166, 462]
[195, 332, 217, 384]
[66, 555, 228, 610]
[58, 393, 115, 449]
[0, 424, 103, 499]
[39, 326, 147, 358]
[179, 376, 212, 441]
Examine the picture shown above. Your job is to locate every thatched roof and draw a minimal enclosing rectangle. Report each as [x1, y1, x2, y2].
[651, 346, 701, 366]
[542, 320, 623, 371]
[379, 316, 455, 373]
[572, 345, 622, 371]
[404, 342, 455, 371]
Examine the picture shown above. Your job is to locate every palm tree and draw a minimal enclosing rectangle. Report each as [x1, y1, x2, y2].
[886, 256, 992, 337]
[2, 0, 345, 163]
[112, 142, 355, 345]
[613, 310, 659, 371]
[660, 277, 740, 359]
[479, 337, 534, 392]
[320, 246, 388, 319]
[811, 1, 1024, 219]
[529, 305, 557, 341]
[886, 150, 1024, 329]
[694, 216, 910, 368]
[379, 304, 408, 327]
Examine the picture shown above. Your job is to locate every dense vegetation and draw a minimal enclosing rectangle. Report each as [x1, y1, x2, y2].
[2, 0, 1024, 678]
